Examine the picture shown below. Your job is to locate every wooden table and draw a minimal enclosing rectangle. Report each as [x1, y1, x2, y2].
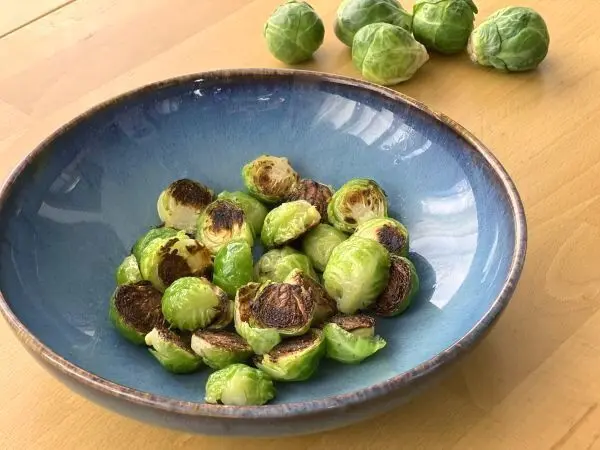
[1, 0, 598, 448]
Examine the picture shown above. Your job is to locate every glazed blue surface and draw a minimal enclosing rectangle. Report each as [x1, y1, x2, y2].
[0, 75, 515, 407]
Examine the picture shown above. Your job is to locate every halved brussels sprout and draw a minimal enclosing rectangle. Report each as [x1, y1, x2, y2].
[212, 240, 254, 297]
[264, 0, 325, 65]
[115, 254, 142, 286]
[145, 327, 202, 373]
[217, 191, 269, 235]
[197, 199, 254, 255]
[327, 178, 388, 233]
[301, 223, 347, 272]
[323, 236, 390, 314]
[139, 235, 212, 292]
[205, 363, 276, 406]
[157, 179, 213, 233]
[242, 155, 299, 204]
[131, 226, 182, 262]
[372, 255, 419, 316]
[109, 281, 164, 345]
[191, 330, 253, 369]
[254, 329, 325, 381]
[352, 23, 429, 86]
[335, 0, 413, 47]
[286, 179, 333, 222]
[207, 295, 235, 330]
[323, 314, 386, 363]
[261, 200, 320, 248]
[285, 268, 337, 325]
[255, 247, 318, 283]
[354, 217, 409, 256]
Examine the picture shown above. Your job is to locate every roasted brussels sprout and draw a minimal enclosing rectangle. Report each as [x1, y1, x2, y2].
[217, 190, 269, 235]
[157, 179, 213, 233]
[285, 268, 337, 324]
[254, 329, 325, 381]
[205, 363, 276, 405]
[207, 294, 235, 330]
[242, 155, 299, 204]
[372, 255, 419, 316]
[323, 237, 390, 314]
[196, 199, 254, 255]
[352, 23, 429, 86]
[286, 179, 333, 222]
[264, 0, 325, 64]
[131, 226, 182, 262]
[327, 178, 388, 233]
[145, 327, 202, 373]
[413, 0, 478, 54]
[323, 314, 386, 363]
[261, 200, 320, 248]
[255, 247, 318, 283]
[115, 255, 142, 286]
[191, 330, 253, 369]
[354, 217, 409, 256]
[109, 281, 164, 345]
[212, 240, 254, 297]
[335, 0, 412, 47]
[468, 6, 550, 72]
[139, 235, 212, 292]
[301, 223, 347, 272]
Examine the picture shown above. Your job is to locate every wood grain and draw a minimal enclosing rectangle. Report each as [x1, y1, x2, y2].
[1, 0, 599, 448]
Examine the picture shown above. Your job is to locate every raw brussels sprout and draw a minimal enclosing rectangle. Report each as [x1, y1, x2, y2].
[157, 179, 213, 233]
[196, 199, 254, 255]
[255, 247, 318, 283]
[161, 277, 226, 331]
[413, 0, 478, 54]
[139, 235, 212, 292]
[205, 363, 276, 406]
[115, 255, 142, 285]
[217, 191, 269, 235]
[372, 255, 419, 316]
[264, 0, 325, 64]
[352, 23, 429, 86]
[131, 226, 181, 262]
[335, 0, 413, 47]
[323, 314, 386, 363]
[327, 178, 388, 233]
[254, 329, 325, 381]
[212, 240, 254, 297]
[109, 281, 164, 345]
[261, 200, 320, 248]
[323, 236, 390, 314]
[191, 330, 253, 369]
[468, 7, 550, 72]
[286, 179, 333, 222]
[242, 155, 299, 204]
[301, 223, 347, 271]
[285, 268, 337, 324]
[145, 327, 202, 373]
[354, 217, 409, 256]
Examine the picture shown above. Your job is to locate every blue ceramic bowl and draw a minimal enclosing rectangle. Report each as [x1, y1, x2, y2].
[0, 69, 526, 437]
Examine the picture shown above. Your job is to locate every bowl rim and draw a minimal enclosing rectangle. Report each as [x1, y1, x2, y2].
[0, 68, 527, 419]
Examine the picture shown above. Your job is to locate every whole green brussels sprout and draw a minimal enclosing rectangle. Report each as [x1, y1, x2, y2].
[352, 23, 429, 86]
[191, 330, 253, 369]
[323, 236, 390, 314]
[413, 0, 477, 54]
[261, 200, 321, 248]
[354, 217, 409, 256]
[217, 191, 269, 235]
[145, 327, 202, 374]
[468, 6, 550, 72]
[335, 0, 413, 47]
[131, 226, 182, 262]
[255, 247, 318, 283]
[196, 199, 254, 255]
[301, 223, 347, 272]
[264, 0, 325, 65]
[205, 363, 276, 406]
[115, 255, 142, 286]
[157, 179, 213, 233]
[323, 314, 386, 364]
[242, 155, 300, 204]
[372, 255, 419, 316]
[212, 240, 254, 297]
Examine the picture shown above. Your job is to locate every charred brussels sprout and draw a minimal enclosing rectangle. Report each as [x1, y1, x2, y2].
[261, 200, 320, 248]
[217, 191, 269, 235]
[191, 330, 253, 369]
[372, 255, 419, 316]
[145, 327, 202, 373]
[196, 199, 254, 255]
[212, 240, 254, 297]
[115, 255, 142, 285]
[157, 179, 213, 233]
[109, 281, 164, 345]
[327, 178, 388, 233]
[286, 179, 333, 222]
[323, 237, 390, 314]
[242, 155, 299, 204]
[205, 363, 276, 406]
[254, 329, 325, 381]
[323, 314, 386, 363]
[354, 217, 409, 256]
[301, 223, 347, 272]
[285, 268, 337, 324]
[131, 226, 182, 262]
[255, 247, 318, 283]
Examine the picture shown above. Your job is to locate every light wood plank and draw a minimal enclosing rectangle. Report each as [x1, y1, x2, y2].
[0, 0, 74, 37]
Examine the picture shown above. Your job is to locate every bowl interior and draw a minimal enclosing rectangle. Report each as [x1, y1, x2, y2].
[0, 73, 517, 405]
